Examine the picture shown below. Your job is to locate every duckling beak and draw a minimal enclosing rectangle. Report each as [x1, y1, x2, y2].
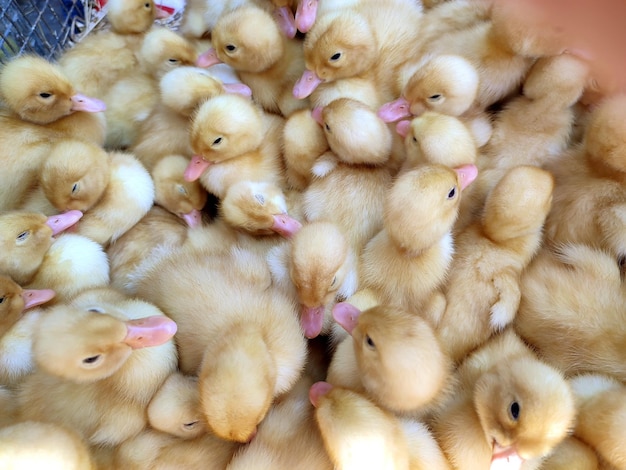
[21, 288, 56, 310]
[274, 6, 297, 39]
[184, 155, 212, 182]
[70, 93, 106, 113]
[453, 164, 479, 191]
[271, 214, 302, 238]
[300, 305, 325, 338]
[395, 119, 411, 138]
[46, 210, 83, 235]
[222, 82, 252, 98]
[332, 302, 361, 334]
[378, 97, 411, 123]
[293, 69, 323, 99]
[196, 48, 222, 68]
[309, 381, 333, 407]
[181, 209, 202, 228]
[311, 106, 324, 126]
[491, 442, 524, 470]
[123, 315, 177, 349]
[295, 0, 318, 33]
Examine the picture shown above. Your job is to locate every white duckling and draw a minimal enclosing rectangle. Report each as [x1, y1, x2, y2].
[17, 287, 178, 447]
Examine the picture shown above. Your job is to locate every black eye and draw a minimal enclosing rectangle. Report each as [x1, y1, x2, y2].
[447, 187, 457, 199]
[183, 421, 199, 429]
[71, 182, 79, 194]
[330, 275, 337, 287]
[88, 307, 104, 313]
[365, 334, 375, 349]
[428, 94, 442, 101]
[412, 136, 417, 143]
[39, 92, 52, 98]
[324, 123, 330, 132]
[330, 52, 341, 61]
[16, 231, 30, 242]
[212, 137, 222, 146]
[82, 355, 101, 365]
[619, 255, 626, 279]
[168, 58, 179, 63]
[225, 44, 236, 52]
[0, 296, 5, 304]
[144, 2, 150, 7]
[509, 401, 520, 421]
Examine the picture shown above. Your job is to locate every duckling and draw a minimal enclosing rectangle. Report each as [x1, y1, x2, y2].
[515, 243, 626, 382]
[267, 221, 358, 338]
[114, 428, 239, 470]
[19, 138, 110, 215]
[294, 0, 364, 34]
[539, 437, 599, 470]
[431, 330, 576, 470]
[17, 287, 178, 447]
[0, 274, 55, 339]
[310, 381, 412, 470]
[147, 372, 206, 439]
[197, 5, 309, 116]
[400, 417, 452, 470]
[0, 55, 106, 145]
[436, 166, 554, 363]
[152, 155, 208, 227]
[459, 53, 588, 232]
[568, 374, 626, 470]
[331, 301, 454, 417]
[0, 421, 96, 470]
[270, 0, 300, 37]
[359, 164, 477, 311]
[293, 0, 424, 107]
[135, 245, 307, 443]
[220, 180, 302, 237]
[185, 93, 285, 198]
[543, 93, 626, 259]
[226, 375, 334, 470]
[106, 0, 170, 34]
[396, 111, 478, 173]
[282, 108, 330, 190]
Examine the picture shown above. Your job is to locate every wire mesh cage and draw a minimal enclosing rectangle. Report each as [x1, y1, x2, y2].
[0, 0, 184, 65]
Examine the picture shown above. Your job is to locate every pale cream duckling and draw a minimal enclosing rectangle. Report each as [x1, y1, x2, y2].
[147, 372, 206, 439]
[395, 110, 478, 173]
[436, 166, 554, 363]
[459, 53, 588, 232]
[0, 274, 55, 339]
[359, 163, 477, 311]
[197, 5, 309, 116]
[220, 180, 302, 237]
[379, 54, 492, 148]
[543, 93, 626, 259]
[267, 221, 358, 338]
[135, 246, 307, 443]
[131, 65, 251, 168]
[185, 93, 285, 199]
[431, 330, 576, 470]
[0, 421, 96, 470]
[568, 374, 626, 470]
[292, 0, 424, 107]
[107, 206, 190, 295]
[539, 437, 599, 470]
[152, 155, 208, 227]
[310, 381, 412, 470]
[0, 55, 106, 145]
[515, 243, 626, 382]
[17, 287, 178, 447]
[331, 301, 454, 418]
[226, 375, 334, 470]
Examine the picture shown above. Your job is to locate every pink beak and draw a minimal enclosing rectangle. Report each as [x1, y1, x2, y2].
[70, 94, 106, 113]
[295, 0, 319, 33]
[378, 97, 411, 123]
[223, 82, 252, 98]
[274, 5, 297, 38]
[46, 210, 83, 235]
[293, 69, 323, 99]
[181, 209, 202, 228]
[309, 381, 333, 407]
[331, 302, 361, 335]
[300, 304, 325, 339]
[395, 119, 412, 138]
[123, 315, 177, 349]
[310, 106, 324, 126]
[196, 48, 222, 68]
[271, 214, 302, 238]
[454, 164, 478, 191]
[21, 289, 56, 310]
[184, 155, 212, 182]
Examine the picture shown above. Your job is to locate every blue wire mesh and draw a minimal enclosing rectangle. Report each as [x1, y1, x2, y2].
[0, 0, 90, 64]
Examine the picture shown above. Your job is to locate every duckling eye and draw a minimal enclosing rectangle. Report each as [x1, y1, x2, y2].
[39, 92, 52, 98]
[88, 307, 104, 313]
[365, 334, 376, 350]
[447, 186, 457, 199]
[176, 184, 188, 196]
[0, 296, 5, 304]
[412, 136, 418, 143]
[71, 182, 79, 195]
[428, 94, 442, 102]
[509, 401, 520, 421]
[225, 44, 236, 52]
[183, 421, 199, 429]
[16, 231, 30, 242]
[212, 137, 222, 146]
[330, 275, 337, 287]
[329, 52, 341, 61]
[324, 123, 331, 132]
[82, 355, 101, 365]
[168, 58, 179, 64]
[144, 2, 150, 8]
[618, 255, 626, 280]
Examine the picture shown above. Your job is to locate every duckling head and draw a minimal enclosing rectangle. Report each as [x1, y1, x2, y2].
[106, 0, 169, 34]
[140, 28, 198, 79]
